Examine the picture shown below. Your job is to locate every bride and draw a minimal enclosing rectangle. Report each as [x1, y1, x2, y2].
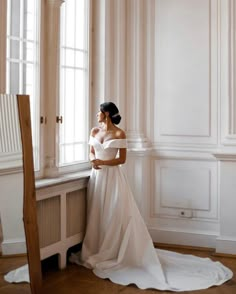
[70, 102, 233, 291]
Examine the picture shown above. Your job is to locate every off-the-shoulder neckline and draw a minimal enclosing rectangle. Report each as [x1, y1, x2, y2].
[90, 136, 126, 145]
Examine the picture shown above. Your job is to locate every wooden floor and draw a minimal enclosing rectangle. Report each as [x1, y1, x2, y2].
[0, 245, 236, 294]
[0, 217, 3, 255]
[0, 255, 30, 294]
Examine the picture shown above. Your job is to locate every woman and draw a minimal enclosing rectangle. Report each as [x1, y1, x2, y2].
[70, 102, 233, 291]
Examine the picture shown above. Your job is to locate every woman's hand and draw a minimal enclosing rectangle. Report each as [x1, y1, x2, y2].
[91, 159, 104, 169]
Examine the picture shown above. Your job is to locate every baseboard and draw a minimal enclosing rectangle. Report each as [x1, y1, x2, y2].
[154, 242, 215, 252]
[148, 228, 217, 249]
[1, 238, 27, 255]
[215, 237, 236, 255]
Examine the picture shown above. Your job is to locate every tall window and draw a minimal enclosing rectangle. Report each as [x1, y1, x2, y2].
[59, 0, 90, 166]
[6, 0, 40, 170]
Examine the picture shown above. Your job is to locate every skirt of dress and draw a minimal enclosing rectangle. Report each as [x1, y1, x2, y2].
[70, 165, 233, 291]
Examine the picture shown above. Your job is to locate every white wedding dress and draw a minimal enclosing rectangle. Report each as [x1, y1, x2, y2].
[70, 136, 233, 291]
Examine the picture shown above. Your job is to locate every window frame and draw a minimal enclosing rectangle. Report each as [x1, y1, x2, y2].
[57, 0, 91, 171]
[5, 0, 41, 172]
[2, 0, 92, 177]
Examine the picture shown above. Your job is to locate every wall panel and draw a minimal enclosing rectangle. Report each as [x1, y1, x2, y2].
[154, 0, 218, 145]
[152, 159, 218, 220]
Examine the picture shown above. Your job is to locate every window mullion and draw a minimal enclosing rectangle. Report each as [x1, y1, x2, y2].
[43, 0, 64, 177]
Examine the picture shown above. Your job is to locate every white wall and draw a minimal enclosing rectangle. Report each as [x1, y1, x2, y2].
[92, 0, 236, 253]
[150, 0, 236, 253]
[150, 0, 219, 247]
[0, 171, 26, 255]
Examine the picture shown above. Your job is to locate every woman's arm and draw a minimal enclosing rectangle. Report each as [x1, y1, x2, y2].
[93, 148, 126, 167]
[89, 127, 102, 170]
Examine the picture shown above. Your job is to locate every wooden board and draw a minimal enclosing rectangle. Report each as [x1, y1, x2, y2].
[17, 95, 42, 293]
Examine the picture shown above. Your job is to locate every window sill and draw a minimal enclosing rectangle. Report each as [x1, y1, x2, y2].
[35, 169, 91, 190]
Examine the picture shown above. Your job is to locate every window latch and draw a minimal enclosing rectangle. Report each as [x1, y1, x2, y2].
[40, 116, 47, 124]
[56, 116, 63, 124]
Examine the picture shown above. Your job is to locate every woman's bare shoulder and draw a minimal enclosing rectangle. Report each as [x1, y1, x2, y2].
[115, 128, 126, 139]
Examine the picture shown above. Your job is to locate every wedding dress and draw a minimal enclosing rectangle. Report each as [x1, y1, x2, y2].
[70, 136, 233, 291]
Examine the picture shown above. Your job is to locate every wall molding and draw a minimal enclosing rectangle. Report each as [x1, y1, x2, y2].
[154, 0, 218, 145]
[216, 236, 236, 255]
[0, 161, 23, 175]
[151, 158, 218, 221]
[220, 0, 236, 145]
[228, 0, 236, 134]
[1, 238, 26, 255]
[212, 152, 236, 161]
[148, 227, 217, 249]
[0, 0, 7, 93]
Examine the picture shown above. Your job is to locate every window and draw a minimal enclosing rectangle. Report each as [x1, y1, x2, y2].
[5, 0, 91, 174]
[59, 0, 90, 167]
[6, 0, 40, 170]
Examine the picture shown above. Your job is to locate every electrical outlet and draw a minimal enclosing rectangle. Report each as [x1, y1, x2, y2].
[179, 210, 193, 218]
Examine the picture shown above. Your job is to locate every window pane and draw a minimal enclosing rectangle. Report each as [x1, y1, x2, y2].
[75, 51, 85, 68]
[65, 48, 75, 67]
[65, 0, 75, 48]
[75, 0, 85, 49]
[10, 40, 20, 59]
[10, 0, 21, 38]
[23, 41, 34, 62]
[6, 0, 40, 170]
[9, 62, 19, 93]
[74, 69, 86, 141]
[24, 0, 35, 40]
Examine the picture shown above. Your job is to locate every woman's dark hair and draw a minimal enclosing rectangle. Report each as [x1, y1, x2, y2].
[100, 102, 122, 125]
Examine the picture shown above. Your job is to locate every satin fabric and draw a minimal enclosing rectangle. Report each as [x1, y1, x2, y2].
[70, 136, 233, 291]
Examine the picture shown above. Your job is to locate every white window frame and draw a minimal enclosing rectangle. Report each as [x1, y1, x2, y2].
[57, 0, 92, 173]
[6, 0, 41, 171]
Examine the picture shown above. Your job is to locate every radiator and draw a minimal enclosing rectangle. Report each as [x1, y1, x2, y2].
[36, 177, 88, 269]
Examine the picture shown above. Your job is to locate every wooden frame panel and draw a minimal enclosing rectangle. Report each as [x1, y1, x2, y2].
[17, 94, 42, 293]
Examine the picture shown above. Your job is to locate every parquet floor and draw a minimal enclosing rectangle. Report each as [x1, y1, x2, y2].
[0, 255, 30, 293]
[0, 245, 236, 294]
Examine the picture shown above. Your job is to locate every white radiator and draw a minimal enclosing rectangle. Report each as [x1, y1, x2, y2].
[36, 176, 88, 269]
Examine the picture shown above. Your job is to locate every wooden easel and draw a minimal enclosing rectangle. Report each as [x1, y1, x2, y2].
[17, 95, 42, 293]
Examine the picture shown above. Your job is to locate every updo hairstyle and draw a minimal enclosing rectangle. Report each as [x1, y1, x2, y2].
[100, 102, 122, 125]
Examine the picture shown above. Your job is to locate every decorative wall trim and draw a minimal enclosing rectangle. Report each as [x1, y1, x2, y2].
[145, 0, 155, 141]
[228, 0, 236, 134]
[216, 237, 236, 255]
[148, 227, 217, 249]
[125, 0, 150, 145]
[220, 0, 236, 144]
[212, 152, 236, 161]
[1, 238, 26, 255]
[151, 159, 218, 221]
[0, 156, 23, 175]
[152, 147, 218, 161]
[0, 0, 7, 93]
[154, 0, 218, 144]
[127, 148, 152, 157]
